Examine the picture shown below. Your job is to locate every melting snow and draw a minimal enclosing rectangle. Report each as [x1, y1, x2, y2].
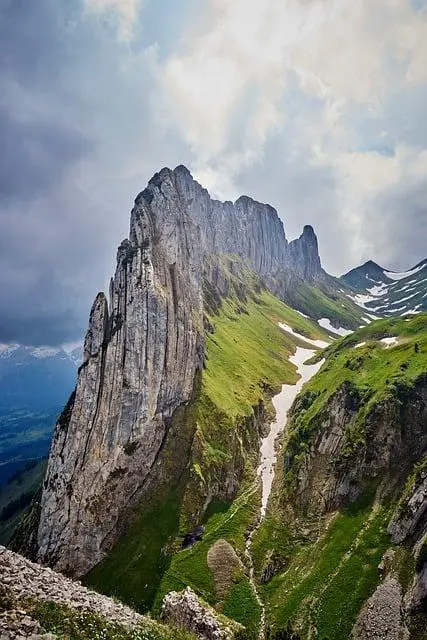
[380, 337, 398, 348]
[390, 291, 419, 305]
[318, 318, 353, 337]
[384, 263, 426, 281]
[258, 347, 324, 518]
[279, 323, 329, 348]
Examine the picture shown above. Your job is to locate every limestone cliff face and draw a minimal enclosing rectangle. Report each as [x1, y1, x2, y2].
[34, 165, 323, 576]
[286, 378, 427, 515]
[287, 225, 322, 281]
[37, 168, 205, 575]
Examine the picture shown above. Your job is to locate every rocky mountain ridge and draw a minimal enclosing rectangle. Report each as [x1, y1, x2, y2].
[29, 165, 329, 578]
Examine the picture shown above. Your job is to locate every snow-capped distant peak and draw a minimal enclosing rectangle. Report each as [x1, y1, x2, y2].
[341, 258, 427, 319]
[0, 343, 19, 357]
[383, 262, 426, 281]
[30, 346, 62, 359]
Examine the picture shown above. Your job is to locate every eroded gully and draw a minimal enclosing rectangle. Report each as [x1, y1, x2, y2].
[244, 345, 325, 639]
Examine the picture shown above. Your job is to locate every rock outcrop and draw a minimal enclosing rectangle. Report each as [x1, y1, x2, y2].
[286, 378, 427, 515]
[0, 545, 143, 628]
[287, 225, 322, 280]
[161, 588, 240, 640]
[352, 577, 404, 640]
[19, 165, 324, 576]
[389, 461, 427, 617]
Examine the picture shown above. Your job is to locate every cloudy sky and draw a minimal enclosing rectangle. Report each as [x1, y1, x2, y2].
[1, 0, 426, 345]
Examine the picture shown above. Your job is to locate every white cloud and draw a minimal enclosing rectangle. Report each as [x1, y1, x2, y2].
[84, 0, 141, 40]
[151, 0, 427, 272]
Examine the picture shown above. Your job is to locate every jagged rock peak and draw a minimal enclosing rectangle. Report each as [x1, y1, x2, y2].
[132, 164, 323, 282]
[287, 223, 322, 280]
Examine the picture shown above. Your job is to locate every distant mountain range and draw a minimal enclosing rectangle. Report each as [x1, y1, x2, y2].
[0, 343, 82, 412]
[0, 343, 82, 487]
[341, 259, 427, 318]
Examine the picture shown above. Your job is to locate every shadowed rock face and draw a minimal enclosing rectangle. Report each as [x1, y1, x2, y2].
[34, 166, 323, 576]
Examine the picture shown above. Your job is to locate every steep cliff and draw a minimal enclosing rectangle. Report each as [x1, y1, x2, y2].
[25, 166, 330, 578]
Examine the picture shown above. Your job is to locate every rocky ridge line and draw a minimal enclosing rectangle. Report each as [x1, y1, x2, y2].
[26, 165, 325, 577]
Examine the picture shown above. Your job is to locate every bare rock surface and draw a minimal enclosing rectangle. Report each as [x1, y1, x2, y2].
[0, 609, 56, 640]
[161, 588, 239, 640]
[0, 545, 143, 629]
[352, 577, 404, 640]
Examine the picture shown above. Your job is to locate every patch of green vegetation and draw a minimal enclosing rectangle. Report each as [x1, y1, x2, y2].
[392, 547, 416, 592]
[201, 290, 329, 419]
[192, 463, 205, 484]
[85, 486, 184, 613]
[26, 599, 196, 640]
[153, 480, 260, 615]
[285, 280, 365, 329]
[263, 497, 391, 640]
[223, 574, 261, 633]
[286, 314, 427, 467]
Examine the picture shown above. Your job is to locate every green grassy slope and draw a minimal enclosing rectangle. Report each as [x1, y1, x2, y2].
[287, 313, 427, 463]
[252, 314, 427, 639]
[261, 495, 391, 639]
[283, 278, 367, 329]
[86, 287, 330, 631]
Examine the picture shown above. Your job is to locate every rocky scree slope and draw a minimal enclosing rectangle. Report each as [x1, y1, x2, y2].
[251, 314, 427, 639]
[0, 544, 199, 640]
[15, 165, 334, 579]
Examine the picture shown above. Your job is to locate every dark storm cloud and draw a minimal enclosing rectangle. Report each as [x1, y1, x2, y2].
[0, 0, 190, 345]
[1, 0, 426, 345]
[0, 106, 91, 202]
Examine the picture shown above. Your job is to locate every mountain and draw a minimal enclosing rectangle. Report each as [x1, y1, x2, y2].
[0, 344, 80, 487]
[341, 258, 427, 318]
[10, 165, 427, 640]
[27, 164, 333, 578]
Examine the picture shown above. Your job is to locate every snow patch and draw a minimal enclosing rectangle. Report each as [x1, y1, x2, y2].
[279, 323, 329, 349]
[384, 263, 426, 281]
[318, 318, 353, 337]
[380, 337, 398, 348]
